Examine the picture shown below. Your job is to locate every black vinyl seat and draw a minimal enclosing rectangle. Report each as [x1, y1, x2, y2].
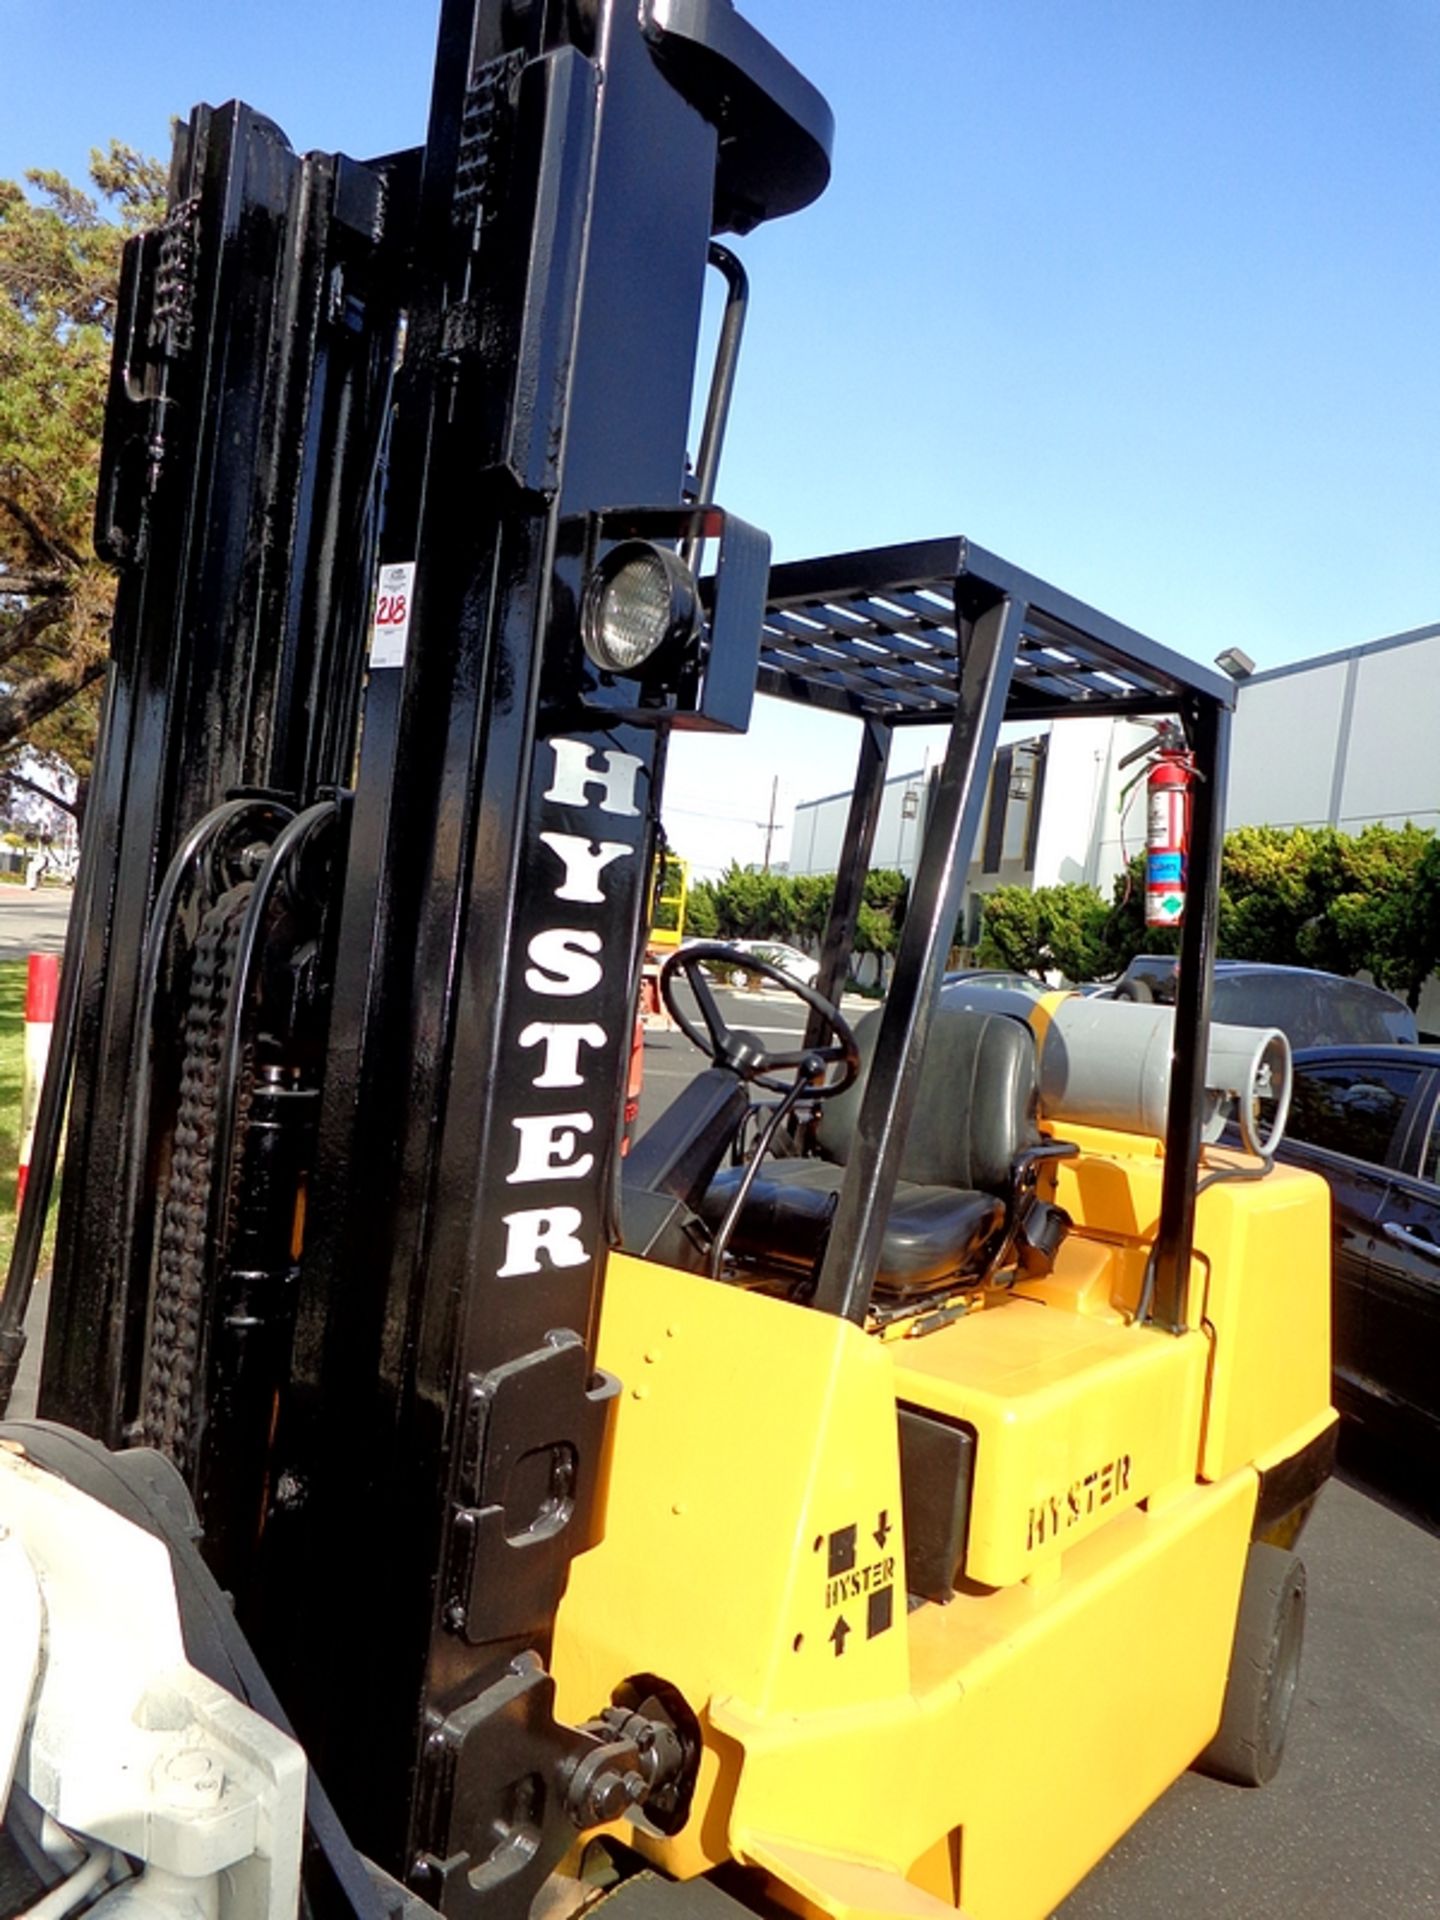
[699, 1004, 1053, 1301]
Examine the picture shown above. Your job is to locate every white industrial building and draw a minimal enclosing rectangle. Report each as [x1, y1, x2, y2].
[1229, 621, 1440, 836]
[790, 713, 1158, 946]
[789, 619, 1440, 951]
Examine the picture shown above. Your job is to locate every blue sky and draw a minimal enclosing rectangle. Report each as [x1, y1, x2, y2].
[5, 1, 1437, 873]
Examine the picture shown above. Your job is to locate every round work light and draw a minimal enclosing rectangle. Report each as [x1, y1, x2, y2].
[580, 541, 701, 675]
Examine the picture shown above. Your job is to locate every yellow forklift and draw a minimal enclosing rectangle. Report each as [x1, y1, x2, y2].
[0, 4, 1331, 1920]
[564, 539, 1336, 1920]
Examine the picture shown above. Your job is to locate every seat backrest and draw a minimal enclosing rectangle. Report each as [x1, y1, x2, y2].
[816, 1005, 1040, 1195]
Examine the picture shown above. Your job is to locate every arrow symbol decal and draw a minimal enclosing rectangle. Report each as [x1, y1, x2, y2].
[829, 1615, 851, 1657]
[874, 1508, 892, 1548]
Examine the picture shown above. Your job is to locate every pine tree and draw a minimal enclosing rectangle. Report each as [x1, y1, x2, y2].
[0, 142, 166, 818]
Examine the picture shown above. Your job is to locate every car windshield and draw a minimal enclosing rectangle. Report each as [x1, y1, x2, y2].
[1210, 975, 1418, 1049]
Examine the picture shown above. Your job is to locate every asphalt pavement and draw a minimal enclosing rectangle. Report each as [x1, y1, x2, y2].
[639, 984, 1440, 1919]
[0, 885, 72, 957]
[635, 978, 877, 1134]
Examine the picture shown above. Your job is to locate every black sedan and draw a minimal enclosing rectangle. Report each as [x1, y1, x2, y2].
[1274, 1044, 1440, 1452]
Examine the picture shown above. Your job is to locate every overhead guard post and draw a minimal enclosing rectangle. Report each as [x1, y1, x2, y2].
[806, 716, 890, 1041]
[1148, 694, 1230, 1332]
[811, 594, 1023, 1323]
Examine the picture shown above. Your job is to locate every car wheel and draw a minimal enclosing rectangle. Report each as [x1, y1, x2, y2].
[729, 969, 751, 990]
[1194, 1542, 1306, 1787]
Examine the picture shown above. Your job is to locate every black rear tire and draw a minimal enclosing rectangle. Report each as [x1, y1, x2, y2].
[1195, 1541, 1306, 1787]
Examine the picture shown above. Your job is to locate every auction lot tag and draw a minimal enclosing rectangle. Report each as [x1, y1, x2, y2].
[370, 562, 416, 668]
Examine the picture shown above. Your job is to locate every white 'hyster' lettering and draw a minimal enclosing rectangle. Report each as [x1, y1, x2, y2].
[517, 1021, 607, 1087]
[538, 831, 631, 903]
[525, 928, 603, 996]
[544, 739, 642, 818]
[498, 1207, 589, 1276]
[508, 1111, 595, 1183]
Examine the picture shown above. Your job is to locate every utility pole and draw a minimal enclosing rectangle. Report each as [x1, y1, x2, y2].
[761, 775, 779, 872]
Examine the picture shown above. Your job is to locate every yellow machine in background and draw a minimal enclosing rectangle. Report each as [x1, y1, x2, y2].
[649, 854, 691, 953]
[638, 853, 693, 1038]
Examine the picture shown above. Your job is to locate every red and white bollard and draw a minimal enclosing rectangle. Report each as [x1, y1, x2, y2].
[17, 953, 59, 1215]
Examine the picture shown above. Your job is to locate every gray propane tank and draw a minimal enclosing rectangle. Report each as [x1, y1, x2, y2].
[1038, 996, 1292, 1155]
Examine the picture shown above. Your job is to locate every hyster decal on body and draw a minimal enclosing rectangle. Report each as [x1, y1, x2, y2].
[825, 1556, 895, 1611]
[1026, 1453, 1132, 1551]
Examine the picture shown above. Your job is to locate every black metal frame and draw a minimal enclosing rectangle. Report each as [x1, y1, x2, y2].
[39, 101, 413, 1441]
[759, 535, 1235, 1331]
[24, 5, 832, 1917]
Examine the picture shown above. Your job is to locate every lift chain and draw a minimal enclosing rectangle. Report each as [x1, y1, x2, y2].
[142, 883, 252, 1466]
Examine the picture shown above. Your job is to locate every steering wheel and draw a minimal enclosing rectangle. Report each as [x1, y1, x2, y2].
[659, 943, 860, 1098]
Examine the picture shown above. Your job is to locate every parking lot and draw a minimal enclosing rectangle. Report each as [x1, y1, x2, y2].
[639, 983, 1440, 1918]
[0, 885, 71, 958]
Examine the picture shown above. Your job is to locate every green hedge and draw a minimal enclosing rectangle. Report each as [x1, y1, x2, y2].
[977, 823, 1440, 1008]
[688, 864, 909, 956]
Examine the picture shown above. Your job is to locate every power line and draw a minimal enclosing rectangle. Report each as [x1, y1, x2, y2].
[664, 802, 772, 828]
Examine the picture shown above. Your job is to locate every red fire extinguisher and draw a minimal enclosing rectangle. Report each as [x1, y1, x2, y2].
[1118, 720, 1196, 929]
[1143, 726, 1195, 929]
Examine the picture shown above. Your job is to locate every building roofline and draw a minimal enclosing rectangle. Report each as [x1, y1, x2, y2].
[1242, 619, 1440, 689]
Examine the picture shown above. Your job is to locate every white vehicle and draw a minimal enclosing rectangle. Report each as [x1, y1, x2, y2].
[724, 940, 820, 990]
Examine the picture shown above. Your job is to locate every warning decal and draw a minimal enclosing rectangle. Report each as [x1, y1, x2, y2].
[820, 1514, 896, 1642]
